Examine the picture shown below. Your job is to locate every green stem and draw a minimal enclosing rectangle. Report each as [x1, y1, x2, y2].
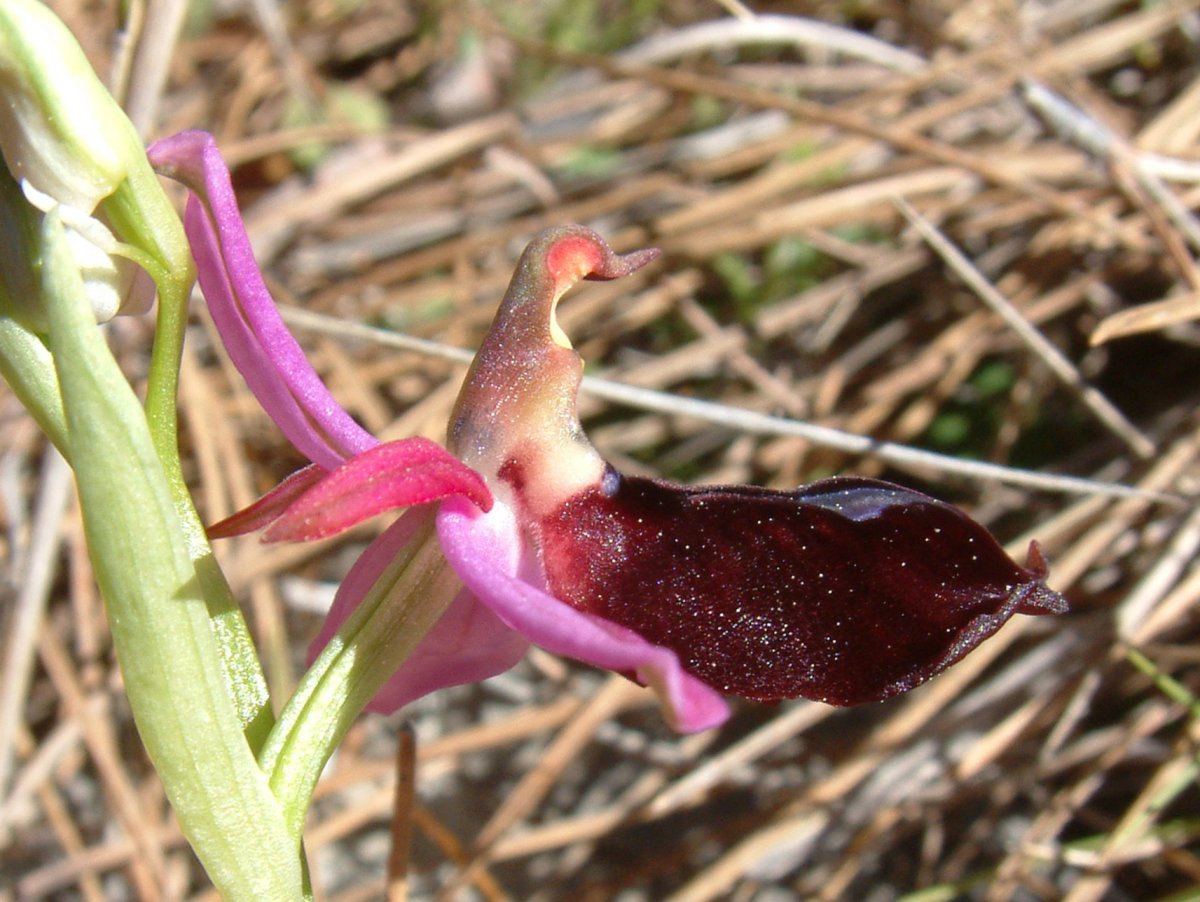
[101, 167, 194, 452]
[259, 510, 463, 843]
[41, 212, 300, 898]
[104, 174, 274, 750]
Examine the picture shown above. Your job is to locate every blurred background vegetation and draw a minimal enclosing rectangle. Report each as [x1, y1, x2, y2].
[3, 1, 1200, 900]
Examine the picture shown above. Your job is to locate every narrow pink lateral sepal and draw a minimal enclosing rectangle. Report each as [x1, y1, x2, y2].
[148, 130, 375, 471]
[436, 497, 731, 733]
[207, 464, 325, 539]
[264, 438, 492, 542]
[307, 511, 528, 713]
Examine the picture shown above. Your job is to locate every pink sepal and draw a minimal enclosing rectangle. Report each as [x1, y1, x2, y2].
[263, 438, 492, 542]
[149, 131, 375, 470]
[207, 464, 326, 539]
[436, 497, 731, 733]
[307, 510, 528, 713]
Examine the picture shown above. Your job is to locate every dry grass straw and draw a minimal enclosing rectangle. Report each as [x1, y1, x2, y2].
[3, 0, 1200, 899]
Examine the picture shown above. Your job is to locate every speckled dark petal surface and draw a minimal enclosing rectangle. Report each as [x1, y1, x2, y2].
[537, 472, 1066, 706]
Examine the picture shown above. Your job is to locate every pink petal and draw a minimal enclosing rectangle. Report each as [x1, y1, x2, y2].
[364, 587, 529, 714]
[264, 438, 492, 542]
[436, 496, 731, 733]
[149, 131, 374, 470]
[307, 510, 527, 714]
[207, 464, 326, 539]
[308, 510, 429, 660]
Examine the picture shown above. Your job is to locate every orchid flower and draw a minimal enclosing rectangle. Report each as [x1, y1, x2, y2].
[150, 131, 1066, 734]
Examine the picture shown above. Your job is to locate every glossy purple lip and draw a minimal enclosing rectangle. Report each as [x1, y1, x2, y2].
[536, 470, 1064, 705]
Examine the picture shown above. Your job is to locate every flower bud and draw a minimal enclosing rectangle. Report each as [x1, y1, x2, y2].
[0, 0, 190, 323]
[0, 0, 143, 213]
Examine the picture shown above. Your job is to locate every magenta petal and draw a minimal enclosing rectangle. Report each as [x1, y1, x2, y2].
[263, 438, 492, 542]
[436, 497, 731, 733]
[149, 131, 374, 470]
[307, 511, 528, 714]
[207, 464, 326, 539]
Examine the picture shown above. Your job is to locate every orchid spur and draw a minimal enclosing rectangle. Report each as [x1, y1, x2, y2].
[150, 131, 1066, 736]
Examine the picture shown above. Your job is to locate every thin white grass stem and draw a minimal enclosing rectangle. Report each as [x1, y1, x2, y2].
[618, 14, 928, 74]
[1131, 159, 1200, 251]
[1022, 79, 1119, 159]
[1137, 154, 1200, 184]
[121, 0, 189, 134]
[579, 376, 1164, 499]
[280, 306, 474, 366]
[1023, 79, 1200, 250]
[895, 197, 1157, 460]
[277, 306, 1170, 502]
[1118, 503, 1200, 641]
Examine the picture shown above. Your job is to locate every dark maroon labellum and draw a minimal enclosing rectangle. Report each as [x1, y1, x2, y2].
[535, 471, 1067, 706]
